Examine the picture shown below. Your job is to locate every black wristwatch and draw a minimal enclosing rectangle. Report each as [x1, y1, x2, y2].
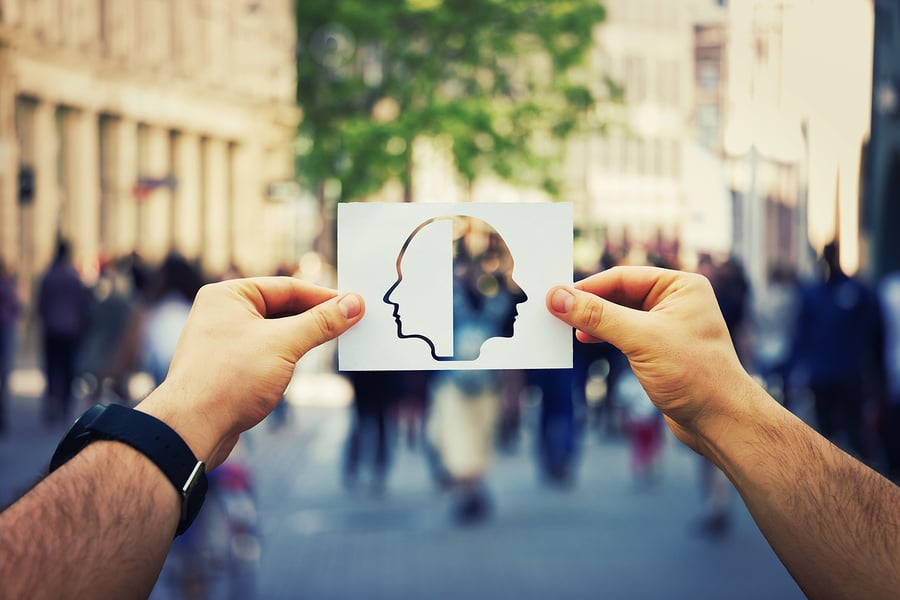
[49, 403, 208, 537]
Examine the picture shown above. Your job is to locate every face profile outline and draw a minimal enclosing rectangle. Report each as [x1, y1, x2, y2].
[383, 215, 528, 362]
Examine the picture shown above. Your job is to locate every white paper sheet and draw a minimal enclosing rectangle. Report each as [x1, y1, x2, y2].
[337, 202, 573, 370]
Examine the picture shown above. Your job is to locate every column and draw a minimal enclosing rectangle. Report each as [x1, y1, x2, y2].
[32, 101, 59, 274]
[229, 141, 264, 274]
[202, 138, 229, 274]
[99, 116, 137, 259]
[138, 124, 172, 262]
[62, 108, 101, 273]
[171, 131, 202, 259]
[109, 118, 138, 258]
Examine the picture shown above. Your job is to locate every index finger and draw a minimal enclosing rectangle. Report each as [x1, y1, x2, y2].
[574, 266, 689, 312]
[227, 277, 339, 318]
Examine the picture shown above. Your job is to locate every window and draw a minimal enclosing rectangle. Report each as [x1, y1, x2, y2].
[697, 58, 720, 90]
[670, 140, 681, 177]
[697, 103, 720, 148]
[656, 59, 679, 104]
[624, 56, 646, 103]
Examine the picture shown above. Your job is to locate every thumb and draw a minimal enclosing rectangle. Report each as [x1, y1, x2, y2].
[281, 292, 365, 359]
[546, 286, 647, 352]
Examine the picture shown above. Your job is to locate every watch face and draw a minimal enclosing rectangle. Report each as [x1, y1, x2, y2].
[68, 404, 106, 437]
[49, 404, 107, 472]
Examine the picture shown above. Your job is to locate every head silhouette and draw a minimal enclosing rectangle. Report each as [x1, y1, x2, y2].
[384, 215, 527, 361]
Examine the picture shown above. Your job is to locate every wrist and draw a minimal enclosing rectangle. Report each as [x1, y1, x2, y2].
[695, 371, 778, 474]
[135, 382, 222, 466]
[49, 402, 208, 536]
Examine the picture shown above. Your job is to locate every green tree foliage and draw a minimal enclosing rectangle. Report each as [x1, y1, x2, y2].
[295, 0, 610, 202]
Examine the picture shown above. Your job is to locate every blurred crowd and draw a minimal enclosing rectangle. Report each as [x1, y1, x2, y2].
[2, 236, 900, 557]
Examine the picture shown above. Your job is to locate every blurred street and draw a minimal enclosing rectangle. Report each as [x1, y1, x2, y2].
[1, 364, 803, 600]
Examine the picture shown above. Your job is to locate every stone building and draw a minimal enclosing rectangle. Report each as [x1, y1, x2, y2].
[565, 0, 727, 269]
[723, 0, 874, 289]
[0, 0, 301, 292]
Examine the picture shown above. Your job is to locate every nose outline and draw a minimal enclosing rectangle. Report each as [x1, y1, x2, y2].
[509, 276, 527, 307]
[383, 278, 402, 326]
[383, 221, 433, 335]
[383, 273, 448, 361]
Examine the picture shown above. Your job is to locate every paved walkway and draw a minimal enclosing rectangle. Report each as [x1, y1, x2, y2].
[0, 388, 69, 509]
[247, 402, 804, 600]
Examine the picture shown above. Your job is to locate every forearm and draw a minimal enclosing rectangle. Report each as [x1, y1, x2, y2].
[0, 441, 179, 599]
[706, 379, 900, 599]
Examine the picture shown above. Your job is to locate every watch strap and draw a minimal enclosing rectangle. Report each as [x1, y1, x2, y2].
[50, 404, 207, 536]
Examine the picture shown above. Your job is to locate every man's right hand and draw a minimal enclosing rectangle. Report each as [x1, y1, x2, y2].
[546, 266, 760, 456]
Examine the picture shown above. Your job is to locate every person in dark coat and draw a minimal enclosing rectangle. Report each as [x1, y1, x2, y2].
[529, 367, 578, 486]
[343, 370, 400, 493]
[37, 240, 90, 423]
[789, 241, 881, 460]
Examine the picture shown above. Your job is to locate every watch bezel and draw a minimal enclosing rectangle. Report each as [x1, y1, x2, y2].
[49, 404, 106, 472]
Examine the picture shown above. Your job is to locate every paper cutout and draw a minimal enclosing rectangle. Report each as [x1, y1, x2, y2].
[338, 202, 572, 371]
[384, 215, 528, 361]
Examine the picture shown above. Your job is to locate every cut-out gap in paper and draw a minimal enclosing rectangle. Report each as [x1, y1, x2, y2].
[383, 215, 528, 361]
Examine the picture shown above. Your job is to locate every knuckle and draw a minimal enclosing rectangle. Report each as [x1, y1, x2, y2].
[578, 298, 605, 333]
[688, 271, 712, 290]
[311, 307, 339, 338]
[195, 281, 220, 301]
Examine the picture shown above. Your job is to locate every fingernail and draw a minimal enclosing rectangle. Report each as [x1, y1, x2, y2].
[338, 294, 361, 319]
[550, 288, 574, 313]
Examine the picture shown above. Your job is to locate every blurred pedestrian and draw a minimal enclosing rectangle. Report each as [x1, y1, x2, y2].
[125, 251, 151, 300]
[528, 367, 579, 486]
[614, 368, 664, 483]
[37, 240, 90, 423]
[395, 371, 428, 450]
[496, 369, 523, 453]
[753, 264, 801, 407]
[343, 370, 400, 494]
[139, 253, 204, 386]
[585, 340, 629, 437]
[789, 241, 881, 461]
[75, 258, 138, 403]
[713, 255, 752, 358]
[427, 368, 512, 523]
[877, 269, 900, 482]
[0, 259, 22, 434]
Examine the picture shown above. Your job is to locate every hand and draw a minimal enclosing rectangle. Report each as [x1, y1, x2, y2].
[137, 277, 365, 468]
[547, 266, 758, 455]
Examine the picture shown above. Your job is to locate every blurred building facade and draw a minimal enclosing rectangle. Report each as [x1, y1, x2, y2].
[561, 0, 735, 270]
[722, 0, 809, 290]
[577, 0, 875, 290]
[723, 0, 874, 291]
[0, 0, 300, 292]
[571, 0, 703, 267]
